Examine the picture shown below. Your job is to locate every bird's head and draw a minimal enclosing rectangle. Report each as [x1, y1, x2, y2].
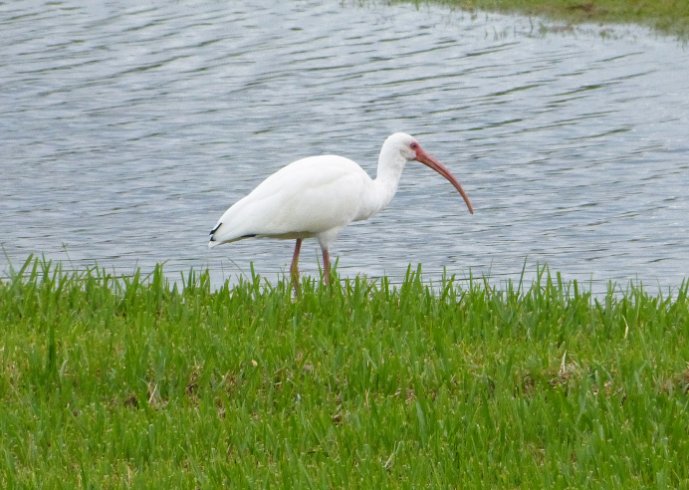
[384, 132, 475, 214]
[384, 132, 421, 161]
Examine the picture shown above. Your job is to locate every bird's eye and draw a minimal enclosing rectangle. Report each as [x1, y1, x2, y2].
[410, 142, 419, 150]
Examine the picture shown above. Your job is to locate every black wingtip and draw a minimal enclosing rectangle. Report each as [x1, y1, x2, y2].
[210, 222, 222, 236]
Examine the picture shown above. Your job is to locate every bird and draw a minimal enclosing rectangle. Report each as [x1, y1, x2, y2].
[208, 132, 474, 287]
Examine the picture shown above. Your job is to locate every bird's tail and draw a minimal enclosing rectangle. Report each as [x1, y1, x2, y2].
[208, 221, 223, 248]
[208, 221, 256, 248]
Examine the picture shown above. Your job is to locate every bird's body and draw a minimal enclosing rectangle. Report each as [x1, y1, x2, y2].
[209, 155, 381, 251]
[209, 132, 474, 286]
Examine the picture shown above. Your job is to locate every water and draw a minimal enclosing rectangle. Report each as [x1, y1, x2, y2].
[1, 1, 688, 293]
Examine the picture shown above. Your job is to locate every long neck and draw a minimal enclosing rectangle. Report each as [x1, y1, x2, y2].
[368, 144, 407, 216]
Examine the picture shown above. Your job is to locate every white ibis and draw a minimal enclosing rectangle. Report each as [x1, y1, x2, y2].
[209, 132, 474, 285]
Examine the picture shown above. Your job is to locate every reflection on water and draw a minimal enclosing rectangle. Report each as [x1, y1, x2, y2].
[1, 1, 688, 293]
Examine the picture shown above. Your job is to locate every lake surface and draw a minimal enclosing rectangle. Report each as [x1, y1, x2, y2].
[1, 1, 688, 293]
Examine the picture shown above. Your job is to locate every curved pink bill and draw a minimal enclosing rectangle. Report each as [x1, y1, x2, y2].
[415, 147, 475, 214]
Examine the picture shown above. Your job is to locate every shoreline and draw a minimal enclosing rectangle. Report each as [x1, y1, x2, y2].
[405, 0, 689, 37]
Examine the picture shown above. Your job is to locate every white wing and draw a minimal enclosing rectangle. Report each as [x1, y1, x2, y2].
[209, 155, 372, 246]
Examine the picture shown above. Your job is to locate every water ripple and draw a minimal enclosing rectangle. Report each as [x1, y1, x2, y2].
[1, 0, 688, 293]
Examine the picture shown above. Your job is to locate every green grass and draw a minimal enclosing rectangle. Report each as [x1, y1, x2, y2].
[409, 0, 689, 37]
[2, 257, 689, 488]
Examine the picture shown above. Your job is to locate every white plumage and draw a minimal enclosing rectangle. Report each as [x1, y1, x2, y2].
[209, 132, 474, 286]
[209, 155, 371, 246]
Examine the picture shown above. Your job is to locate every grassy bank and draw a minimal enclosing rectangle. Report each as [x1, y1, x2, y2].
[1, 258, 689, 488]
[414, 0, 689, 36]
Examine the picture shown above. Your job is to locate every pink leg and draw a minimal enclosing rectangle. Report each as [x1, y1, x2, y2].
[290, 239, 302, 291]
[322, 248, 331, 285]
